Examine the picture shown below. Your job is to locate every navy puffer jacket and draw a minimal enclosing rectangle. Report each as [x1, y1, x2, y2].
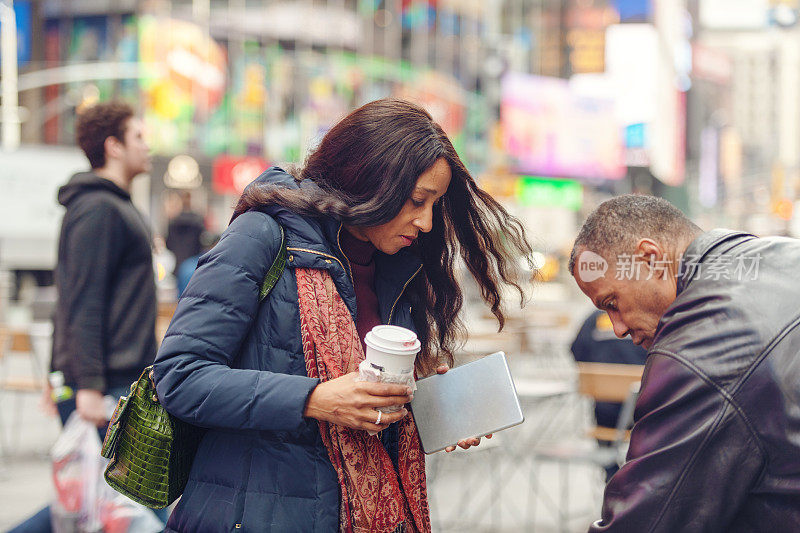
[153, 168, 422, 532]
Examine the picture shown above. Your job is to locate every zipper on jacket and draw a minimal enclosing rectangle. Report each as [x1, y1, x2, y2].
[335, 224, 355, 285]
[231, 445, 254, 532]
[388, 265, 422, 325]
[287, 244, 359, 320]
[288, 239, 420, 325]
[286, 246, 349, 276]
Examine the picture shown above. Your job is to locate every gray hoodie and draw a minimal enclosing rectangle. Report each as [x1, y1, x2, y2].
[51, 171, 156, 391]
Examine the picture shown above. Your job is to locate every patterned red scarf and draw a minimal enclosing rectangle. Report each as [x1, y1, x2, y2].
[295, 267, 431, 533]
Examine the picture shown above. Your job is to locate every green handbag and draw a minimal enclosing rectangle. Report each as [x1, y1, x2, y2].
[101, 227, 287, 508]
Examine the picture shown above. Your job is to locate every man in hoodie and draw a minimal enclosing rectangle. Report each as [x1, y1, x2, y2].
[8, 103, 163, 533]
[50, 101, 156, 428]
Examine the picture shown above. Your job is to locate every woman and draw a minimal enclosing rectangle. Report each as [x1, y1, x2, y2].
[154, 98, 533, 532]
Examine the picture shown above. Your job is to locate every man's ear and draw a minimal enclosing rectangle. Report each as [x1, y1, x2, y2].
[104, 135, 122, 161]
[635, 238, 665, 269]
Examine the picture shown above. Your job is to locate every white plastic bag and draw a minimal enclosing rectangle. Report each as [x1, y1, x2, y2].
[356, 359, 417, 413]
[356, 360, 417, 436]
[50, 411, 163, 533]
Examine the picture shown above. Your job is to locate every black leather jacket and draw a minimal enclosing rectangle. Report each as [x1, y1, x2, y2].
[590, 230, 800, 532]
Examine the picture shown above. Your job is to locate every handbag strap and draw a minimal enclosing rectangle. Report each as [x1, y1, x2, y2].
[259, 225, 287, 302]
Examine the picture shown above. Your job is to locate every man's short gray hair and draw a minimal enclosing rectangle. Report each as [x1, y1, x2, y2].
[568, 194, 702, 274]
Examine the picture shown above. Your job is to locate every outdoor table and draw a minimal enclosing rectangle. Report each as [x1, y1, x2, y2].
[427, 376, 576, 531]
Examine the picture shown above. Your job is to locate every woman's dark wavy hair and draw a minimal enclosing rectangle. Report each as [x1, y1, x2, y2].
[234, 98, 534, 375]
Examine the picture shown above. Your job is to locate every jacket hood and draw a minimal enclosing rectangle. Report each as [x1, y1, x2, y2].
[237, 167, 422, 300]
[58, 171, 131, 207]
[234, 167, 343, 254]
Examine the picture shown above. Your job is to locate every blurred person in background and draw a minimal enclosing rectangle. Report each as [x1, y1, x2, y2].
[9, 101, 165, 532]
[153, 98, 534, 532]
[174, 231, 219, 297]
[570, 309, 647, 480]
[570, 195, 800, 532]
[165, 190, 206, 274]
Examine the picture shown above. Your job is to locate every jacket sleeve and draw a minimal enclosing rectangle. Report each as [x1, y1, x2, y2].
[589, 352, 765, 533]
[61, 200, 125, 391]
[153, 211, 320, 432]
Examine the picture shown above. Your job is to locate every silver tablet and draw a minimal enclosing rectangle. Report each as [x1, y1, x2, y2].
[410, 351, 524, 454]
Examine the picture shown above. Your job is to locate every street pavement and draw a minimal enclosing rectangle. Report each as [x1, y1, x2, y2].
[1, 391, 61, 531]
[1, 307, 603, 532]
[1, 383, 602, 532]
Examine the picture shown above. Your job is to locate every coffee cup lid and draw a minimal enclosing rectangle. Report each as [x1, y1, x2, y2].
[364, 325, 421, 356]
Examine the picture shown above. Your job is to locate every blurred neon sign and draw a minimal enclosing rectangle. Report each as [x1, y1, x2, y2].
[501, 73, 625, 181]
[515, 176, 583, 211]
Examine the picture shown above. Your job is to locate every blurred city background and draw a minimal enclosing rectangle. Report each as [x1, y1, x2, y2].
[1, 0, 800, 531]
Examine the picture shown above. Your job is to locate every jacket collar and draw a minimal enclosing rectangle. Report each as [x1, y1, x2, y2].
[247, 169, 338, 256]
[374, 249, 423, 324]
[245, 167, 423, 321]
[676, 229, 756, 295]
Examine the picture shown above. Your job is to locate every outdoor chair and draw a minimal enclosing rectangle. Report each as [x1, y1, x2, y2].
[0, 325, 46, 457]
[529, 362, 643, 532]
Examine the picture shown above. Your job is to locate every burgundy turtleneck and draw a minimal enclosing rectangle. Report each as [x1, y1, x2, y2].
[341, 228, 401, 466]
[339, 228, 382, 352]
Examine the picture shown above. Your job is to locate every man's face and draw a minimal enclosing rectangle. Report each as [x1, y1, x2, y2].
[573, 248, 677, 349]
[119, 118, 151, 178]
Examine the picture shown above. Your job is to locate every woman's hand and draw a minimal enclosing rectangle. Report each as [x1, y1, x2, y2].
[304, 371, 413, 432]
[435, 364, 494, 453]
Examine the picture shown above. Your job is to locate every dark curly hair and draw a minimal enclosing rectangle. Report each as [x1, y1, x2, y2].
[233, 98, 535, 375]
[76, 101, 134, 169]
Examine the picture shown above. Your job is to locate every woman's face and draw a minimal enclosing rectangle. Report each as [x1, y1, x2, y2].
[346, 158, 452, 255]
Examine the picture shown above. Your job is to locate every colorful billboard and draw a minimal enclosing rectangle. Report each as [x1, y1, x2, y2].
[500, 72, 625, 181]
[139, 16, 227, 154]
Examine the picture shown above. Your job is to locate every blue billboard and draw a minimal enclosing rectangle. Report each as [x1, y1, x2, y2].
[0, 0, 31, 66]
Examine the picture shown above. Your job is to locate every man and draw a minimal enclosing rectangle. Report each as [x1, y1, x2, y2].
[51, 101, 156, 427]
[569, 194, 800, 532]
[165, 190, 206, 273]
[9, 103, 163, 533]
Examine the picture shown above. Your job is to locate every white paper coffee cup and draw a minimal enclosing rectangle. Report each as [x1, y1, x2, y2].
[363, 325, 420, 375]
